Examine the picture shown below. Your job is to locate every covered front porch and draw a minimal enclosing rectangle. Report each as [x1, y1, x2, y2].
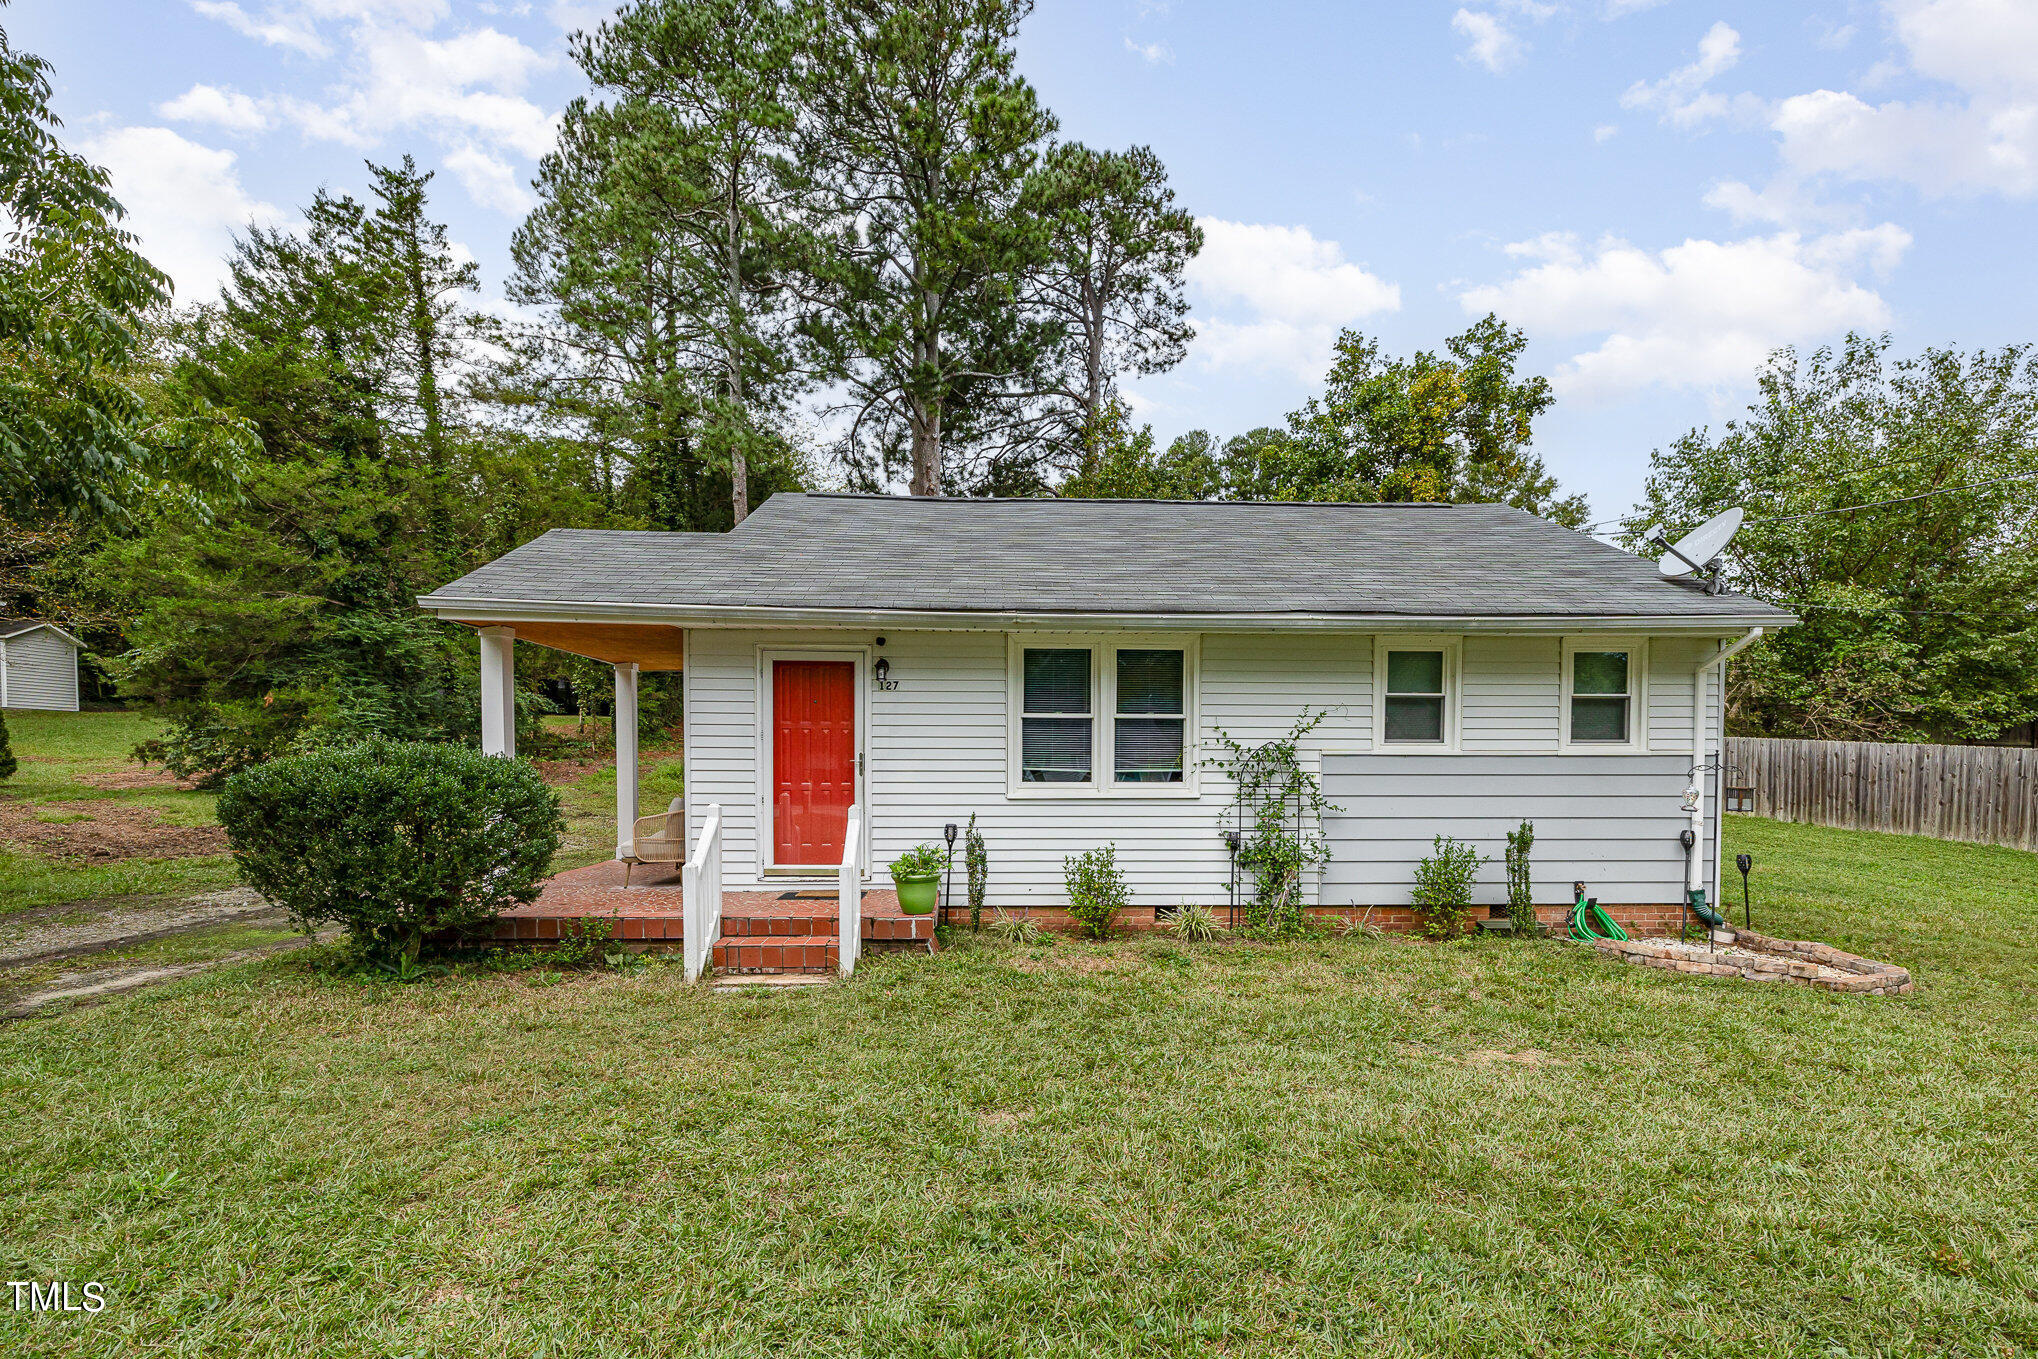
[465, 620, 906, 976]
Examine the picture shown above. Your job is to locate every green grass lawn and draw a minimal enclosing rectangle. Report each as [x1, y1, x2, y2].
[0, 712, 675, 911]
[0, 711, 235, 914]
[539, 714, 685, 871]
[0, 816, 2032, 1356]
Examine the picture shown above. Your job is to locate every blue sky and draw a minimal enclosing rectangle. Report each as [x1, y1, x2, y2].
[13, 0, 2037, 523]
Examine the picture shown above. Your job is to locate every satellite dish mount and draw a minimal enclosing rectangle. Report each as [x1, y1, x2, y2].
[1650, 507, 1744, 596]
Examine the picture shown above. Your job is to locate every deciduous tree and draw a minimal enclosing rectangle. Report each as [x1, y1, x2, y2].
[1630, 334, 2038, 742]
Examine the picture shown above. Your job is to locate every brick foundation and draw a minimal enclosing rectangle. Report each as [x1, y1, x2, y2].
[983, 900, 1695, 937]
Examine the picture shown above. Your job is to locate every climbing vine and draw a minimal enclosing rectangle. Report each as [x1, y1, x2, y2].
[1205, 709, 1339, 937]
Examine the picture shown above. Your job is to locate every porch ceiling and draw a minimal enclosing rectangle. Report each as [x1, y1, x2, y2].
[456, 619, 683, 670]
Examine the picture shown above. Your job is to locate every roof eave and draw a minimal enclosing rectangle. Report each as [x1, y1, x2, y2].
[417, 594, 1795, 634]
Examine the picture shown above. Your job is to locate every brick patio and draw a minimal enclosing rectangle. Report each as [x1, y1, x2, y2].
[477, 858, 933, 972]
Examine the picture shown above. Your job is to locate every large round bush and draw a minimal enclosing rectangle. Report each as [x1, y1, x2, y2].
[217, 740, 564, 958]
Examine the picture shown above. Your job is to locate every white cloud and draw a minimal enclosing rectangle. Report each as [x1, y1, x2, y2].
[1458, 226, 1910, 400]
[1621, 22, 1747, 128]
[189, 1, 328, 57]
[1453, 9, 1526, 73]
[1186, 219, 1400, 380]
[1124, 36, 1174, 65]
[1892, 0, 2038, 94]
[1760, 0, 2038, 198]
[1808, 17, 1857, 50]
[1593, 123, 1619, 143]
[158, 84, 272, 134]
[1602, 0, 1668, 15]
[1772, 88, 2038, 195]
[83, 127, 285, 302]
[1701, 176, 1853, 226]
[443, 144, 532, 214]
[189, 1, 559, 212]
[547, 0, 614, 32]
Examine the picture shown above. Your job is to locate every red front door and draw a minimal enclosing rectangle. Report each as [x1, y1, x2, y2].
[772, 660, 857, 866]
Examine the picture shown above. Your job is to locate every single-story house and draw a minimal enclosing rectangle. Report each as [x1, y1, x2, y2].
[0, 617, 83, 712]
[418, 494, 1794, 936]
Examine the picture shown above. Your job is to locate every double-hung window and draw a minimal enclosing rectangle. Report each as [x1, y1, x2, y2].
[1564, 639, 1645, 749]
[1012, 638, 1195, 793]
[1113, 649, 1186, 783]
[1020, 648, 1093, 783]
[1377, 638, 1457, 747]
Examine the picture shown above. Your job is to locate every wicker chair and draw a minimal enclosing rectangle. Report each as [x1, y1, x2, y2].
[622, 797, 686, 887]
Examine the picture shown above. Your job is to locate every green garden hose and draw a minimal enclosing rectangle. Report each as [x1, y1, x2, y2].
[1569, 891, 1628, 942]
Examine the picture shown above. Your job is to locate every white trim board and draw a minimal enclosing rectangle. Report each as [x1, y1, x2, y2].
[419, 597, 1787, 635]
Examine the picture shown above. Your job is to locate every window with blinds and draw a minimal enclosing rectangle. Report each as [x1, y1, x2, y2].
[1113, 649, 1185, 783]
[1021, 648, 1092, 782]
[1012, 639, 1197, 793]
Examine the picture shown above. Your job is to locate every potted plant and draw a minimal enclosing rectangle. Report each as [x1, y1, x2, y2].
[889, 842, 945, 916]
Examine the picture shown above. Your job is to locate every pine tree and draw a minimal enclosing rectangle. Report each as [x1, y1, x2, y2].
[799, 0, 1058, 495]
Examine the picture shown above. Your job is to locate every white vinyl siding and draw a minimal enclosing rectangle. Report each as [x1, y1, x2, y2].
[686, 628, 1370, 908]
[1321, 755, 1718, 905]
[1460, 635, 1561, 752]
[0, 628, 80, 711]
[680, 626, 1732, 910]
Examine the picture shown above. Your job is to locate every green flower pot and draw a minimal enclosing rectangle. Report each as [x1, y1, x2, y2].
[893, 872, 939, 915]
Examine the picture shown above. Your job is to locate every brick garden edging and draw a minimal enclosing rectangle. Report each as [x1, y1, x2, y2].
[1590, 926, 1914, 995]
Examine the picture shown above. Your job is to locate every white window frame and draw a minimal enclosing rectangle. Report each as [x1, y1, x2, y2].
[1372, 635, 1461, 752]
[1006, 633, 1201, 799]
[1560, 636, 1649, 753]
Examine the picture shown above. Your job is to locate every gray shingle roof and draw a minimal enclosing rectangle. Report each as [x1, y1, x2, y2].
[419, 493, 1793, 626]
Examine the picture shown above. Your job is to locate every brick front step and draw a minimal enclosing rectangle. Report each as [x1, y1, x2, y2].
[715, 938, 839, 973]
[719, 913, 934, 940]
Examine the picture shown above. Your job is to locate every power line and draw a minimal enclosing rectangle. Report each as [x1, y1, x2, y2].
[1744, 470, 2038, 525]
[1597, 463, 2038, 536]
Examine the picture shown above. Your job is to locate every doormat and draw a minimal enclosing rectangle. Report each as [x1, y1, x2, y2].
[777, 890, 868, 900]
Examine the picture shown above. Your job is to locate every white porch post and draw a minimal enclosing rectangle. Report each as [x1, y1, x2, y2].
[614, 662, 639, 860]
[478, 627, 516, 758]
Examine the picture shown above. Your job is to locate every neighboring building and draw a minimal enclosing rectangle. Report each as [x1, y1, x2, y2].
[0, 617, 82, 712]
[418, 494, 1795, 933]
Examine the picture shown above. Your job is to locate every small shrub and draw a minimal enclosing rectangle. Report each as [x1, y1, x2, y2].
[216, 738, 563, 961]
[1504, 819, 1538, 935]
[987, 910, 1049, 946]
[964, 813, 988, 932]
[888, 841, 945, 883]
[0, 711, 16, 781]
[1167, 903, 1225, 943]
[1063, 843, 1130, 939]
[1410, 835, 1489, 940]
[546, 917, 612, 969]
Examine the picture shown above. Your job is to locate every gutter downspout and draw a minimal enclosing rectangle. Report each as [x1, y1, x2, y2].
[1689, 627, 1764, 911]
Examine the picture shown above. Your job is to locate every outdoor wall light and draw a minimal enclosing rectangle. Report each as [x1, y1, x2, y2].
[874, 657, 891, 683]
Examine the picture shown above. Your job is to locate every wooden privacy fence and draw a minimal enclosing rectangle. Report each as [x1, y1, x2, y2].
[1724, 737, 2037, 851]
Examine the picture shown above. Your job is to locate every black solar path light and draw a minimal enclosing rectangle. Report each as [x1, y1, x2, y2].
[1736, 853, 1753, 929]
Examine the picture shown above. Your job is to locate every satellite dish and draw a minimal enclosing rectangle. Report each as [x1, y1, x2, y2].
[1654, 507, 1743, 594]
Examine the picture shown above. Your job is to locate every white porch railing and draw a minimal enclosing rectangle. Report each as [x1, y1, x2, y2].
[681, 803, 723, 982]
[838, 804, 863, 977]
